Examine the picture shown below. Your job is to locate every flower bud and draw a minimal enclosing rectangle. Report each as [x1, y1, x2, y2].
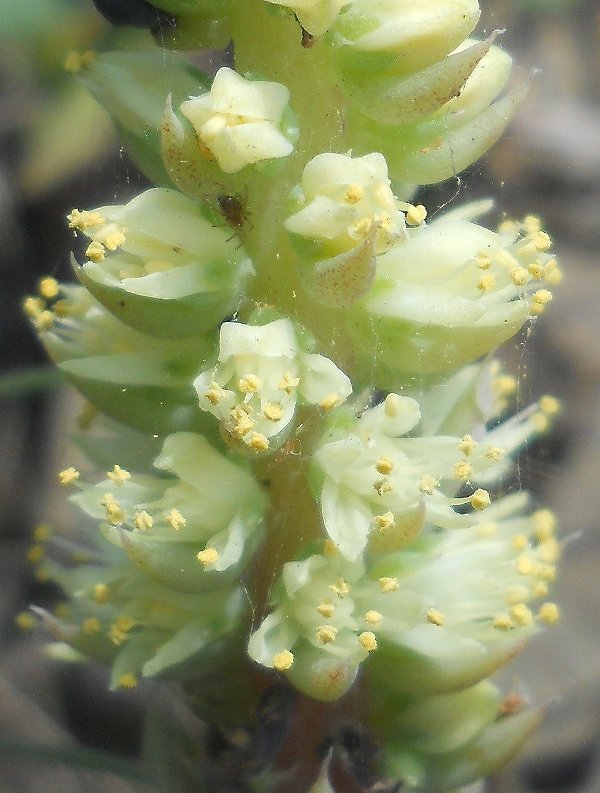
[71, 188, 252, 339]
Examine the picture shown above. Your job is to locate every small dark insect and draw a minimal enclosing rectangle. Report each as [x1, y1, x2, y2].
[91, 0, 175, 33]
[217, 194, 247, 229]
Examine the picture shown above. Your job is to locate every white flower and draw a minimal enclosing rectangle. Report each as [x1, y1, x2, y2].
[285, 152, 407, 257]
[180, 67, 294, 173]
[194, 318, 352, 454]
[265, 0, 350, 36]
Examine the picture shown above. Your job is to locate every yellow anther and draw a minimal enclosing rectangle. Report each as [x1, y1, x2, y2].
[538, 537, 560, 564]
[485, 445, 504, 461]
[34, 310, 55, 331]
[103, 230, 126, 251]
[512, 534, 528, 550]
[425, 608, 444, 626]
[38, 277, 59, 300]
[523, 215, 541, 234]
[27, 545, 44, 564]
[538, 602, 560, 624]
[278, 372, 300, 394]
[477, 274, 496, 293]
[82, 617, 102, 635]
[470, 489, 491, 510]
[493, 374, 517, 396]
[504, 584, 531, 605]
[323, 539, 338, 556]
[532, 581, 549, 598]
[358, 631, 378, 652]
[33, 523, 52, 543]
[344, 185, 363, 204]
[116, 616, 135, 632]
[510, 603, 533, 626]
[166, 508, 186, 531]
[375, 457, 394, 475]
[458, 435, 477, 456]
[365, 610, 383, 626]
[527, 262, 544, 280]
[532, 231, 552, 251]
[101, 493, 125, 525]
[452, 460, 472, 480]
[238, 373, 261, 394]
[374, 478, 393, 496]
[378, 577, 399, 593]
[511, 268, 529, 286]
[320, 393, 342, 411]
[533, 289, 553, 305]
[133, 510, 153, 531]
[531, 412, 549, 432]
[498, 219, 518, 234]
[63, 50, 95, 73]
[85, 241, 106, 262]
[537, 563, 557, 582]
[231, 407, 255, 437]
[16, 612, 36, 631]
[419, 474, 438, 494]
[475, 253, 491, 270]
[529, 302, 546, 317]
[205, 382, 225, 405]
[493, 615, 514, 631]
[516, 555, 533, 575]
[247, 432, 270, 452]
[263, 402, 284, 422]
[329, 578, 350, 598]
[34, 567, 49, 582]
[197, 547, 220, 568]
[531, 509, 556, 541]
[59, 466, 80, 486]
[118, 673, 138, 689]
[384, 393, 402, 417]
[93, 583, 109, 603]
[405, 204, 427, 225]
[374, 511, 395, 532]
[108, 625, 129, 645]
[316, 625, 338, 644]
[539, 395, 561, 415]
[544, 260, 563, 285]
[272, 650, 294, 671]
[317, 602, 335, 618]
[67, 208, 105, 231]
[107, 464, 131, 486]
[23, 296, 44, 318]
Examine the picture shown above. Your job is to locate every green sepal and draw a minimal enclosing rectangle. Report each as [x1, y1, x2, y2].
[78, 51, 208, 185]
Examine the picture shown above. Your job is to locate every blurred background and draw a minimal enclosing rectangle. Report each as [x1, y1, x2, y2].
[0, 0, 598, 790]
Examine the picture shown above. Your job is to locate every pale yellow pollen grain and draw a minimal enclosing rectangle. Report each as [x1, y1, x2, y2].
[532, 289, 553, 306]
[319, 392, 342, 412]
[477, 274, 496, 293]
[197, 547, 220, 567]
[103, 230, 126, 251]
[118, 673, 138, 689]
[531, 412, 549, 432]
[67, 208, 105, 230]
[344, 184, 363, 204]
[419, 474, 438, 495]
[248, 432, 270, 452]
[93, 583, 109, 603]
[406, 204, 427, 226]
[538, 602, 560, 624]
[425, 607, 444, 626]
[374, 511, 395, 532]
[458, 435, 477, 456]
[365, 610, 383, 626]
[532, 581, 549, 598]
[379, 577, 399, 593]
[529, 302, 546, 317]
[27, 544, 44, 564]
[85, 241, 106, 262]
[133, 510, 153, 531]
[238, 373, 262, 394]
[278, 371, 300, 394]
[107, 464, 131, 486]
[512, 534, 528, 551]
[538, 563, 557, 582]
[510, 268, 529, 286]
[59, 466, 80, 486]
[470, 489, 491, 510]
[510, 603, 533, 626]
[485, 445, 504, 462]
[452, 460, 472, 480]
[82, 617, 102, 635]
[317, 601, 335, 619]
[316, 625, 338, 644]
[166, 508, 186, 531]
[523, 215, 542, 234]
[516, 555, 533, 575]
[329, 578, 350, 598]
[531, 509, 556, 541]
[493, 615, 514, 631]
[38, 277, 60, 300]
[375, 456, 394, 475]
[539, 395, 561, 415]
[532, 231, 552, 251]
[263, 402, 284, 422]
[527, 262, 544, 280]
[272, 650, 294, 671]
[359, 631, 378, 652]
[475, 253, 491, 270]
[374, 478, 393, 496]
